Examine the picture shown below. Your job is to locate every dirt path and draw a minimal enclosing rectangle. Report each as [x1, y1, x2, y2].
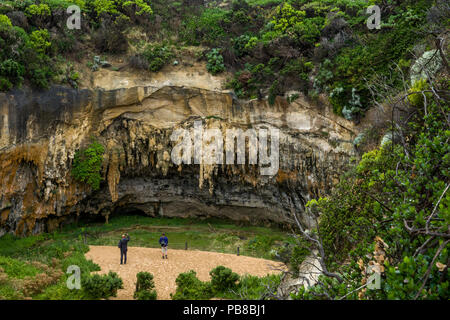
[85, 245, 285, 300]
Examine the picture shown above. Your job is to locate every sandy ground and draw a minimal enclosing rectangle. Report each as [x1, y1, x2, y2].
[85, 246, 285, 300]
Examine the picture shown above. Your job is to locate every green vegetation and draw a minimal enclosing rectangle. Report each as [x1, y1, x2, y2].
[134, 43, 175, 72]
[0, 256, 41, 279]
[71, 138, 105, 190]
[0, 13, 53, 89]
[172, 266, 280, 300]
[290, 77, 449, 300]
[0, 0, 448, 301]
[0, 215, 291, 299]
[68, 215, 292, 260]
[0, 0, 446, 121]
[210, 265, 240, 292]
[134, 271, 157, 300]
[0, 231, 107, 300]
[206, 48, 225, 75]
[172, 270, 213, 299]
[82, 271, 123, 299]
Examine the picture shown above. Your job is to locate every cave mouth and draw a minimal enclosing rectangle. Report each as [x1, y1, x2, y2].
[109, 206, 149, 219]
[69, 206, 150, 228]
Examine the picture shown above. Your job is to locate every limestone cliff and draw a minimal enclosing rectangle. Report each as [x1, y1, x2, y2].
[0, 65, 357, 236]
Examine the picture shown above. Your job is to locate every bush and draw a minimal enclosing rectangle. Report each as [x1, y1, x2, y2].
[206, 48, 225, 75]
[0, 77, 12, 91]
[407, 78, 431, 107]
[0, 14, 12, 30]
[28, 29, 51, 54]
[210, 266, 239, 292]
[71, 137, 105, 190]
[172, 270, 213, 300]
[24, 4, 51, 18]
[144, 44, 174, 72]
[0, 22, 55, 91]
[24, 4, 51, 28]
[0, 59, 25, 83]
[173, 267, 281, 300]
[82, 271, 123, 299]
[233, 34, 251, 57]
[90, 0, 152, 17]
[291, 80, 450, 300]
[234, 274, 281, 300]
[131, 43, 174, 72]
[0, 256, 41, 279]
[134, 271, 157, 300]
[181, 8, 228, 46]
[134, 289, 157, 300]
[93, 21, 128, 54]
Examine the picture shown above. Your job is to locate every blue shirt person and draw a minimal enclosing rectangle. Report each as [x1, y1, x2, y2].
[159, 233, 169, 259]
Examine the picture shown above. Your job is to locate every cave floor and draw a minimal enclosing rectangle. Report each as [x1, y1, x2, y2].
[85, 245, 286, 300]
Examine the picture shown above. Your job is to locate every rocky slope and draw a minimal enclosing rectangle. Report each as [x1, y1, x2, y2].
[0, 64, 357, 236]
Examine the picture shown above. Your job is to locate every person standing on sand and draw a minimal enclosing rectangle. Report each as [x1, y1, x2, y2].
[159, 233, 169, 259]
[118, 233, 130, 264]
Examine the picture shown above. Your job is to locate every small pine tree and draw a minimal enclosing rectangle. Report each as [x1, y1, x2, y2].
[134, 272, 157, 300]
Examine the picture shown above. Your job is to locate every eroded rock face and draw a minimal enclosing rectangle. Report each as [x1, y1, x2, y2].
[0, 68, 357, 236]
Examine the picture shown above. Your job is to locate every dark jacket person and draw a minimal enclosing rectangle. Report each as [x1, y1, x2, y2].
[159, 233, 169, 259]
[118, 233, 130, 264]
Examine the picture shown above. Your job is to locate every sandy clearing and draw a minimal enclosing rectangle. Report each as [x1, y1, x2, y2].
[85, 245, 285, 300]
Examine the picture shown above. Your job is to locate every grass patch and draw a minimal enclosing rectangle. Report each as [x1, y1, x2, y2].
[0, 256, 41, 279]
[62, 215, 291, 259]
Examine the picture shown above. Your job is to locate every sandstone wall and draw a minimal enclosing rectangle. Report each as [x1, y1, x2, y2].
[0, 68, 357, 236]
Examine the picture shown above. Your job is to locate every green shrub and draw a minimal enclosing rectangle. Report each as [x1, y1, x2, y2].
[268, 3, 323, 45]
[233, 34, 252, 57]
[24, 4, 51, 18]
[0, 14, 12, 29]
[0, 256, 41, 279]
[71, 138, 105, 190]
[24, 3, 51, 28]
[29, 29, 51, 55]
[210, 266, 239, 292]
[134, 271, 157, 300]
[289, 245, 310, 276]
[407, 78, 431, 107]
[93, 17, 129, 54]
[141, 44, 174, 72]
[234, 274, 281, 300]
[341, 87, 363, 120]
[134, 289, 157, 300]
[172, 270, 213, 300]
[0, 77, 12, 91]
[206, 48, 225, 75]
[0, 59, 25, 83]
[90, 0, 152, 17]
[268, 79, 281, 105]
[82, 271, 123, 299]
[291, 81, 450, 300]
[181, 8, 227, 46]
[173, 267, 281, 300]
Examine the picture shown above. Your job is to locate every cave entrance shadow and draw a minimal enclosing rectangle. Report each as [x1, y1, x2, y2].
[74, 207, 150, 227]
[109, 206, 149, 220]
